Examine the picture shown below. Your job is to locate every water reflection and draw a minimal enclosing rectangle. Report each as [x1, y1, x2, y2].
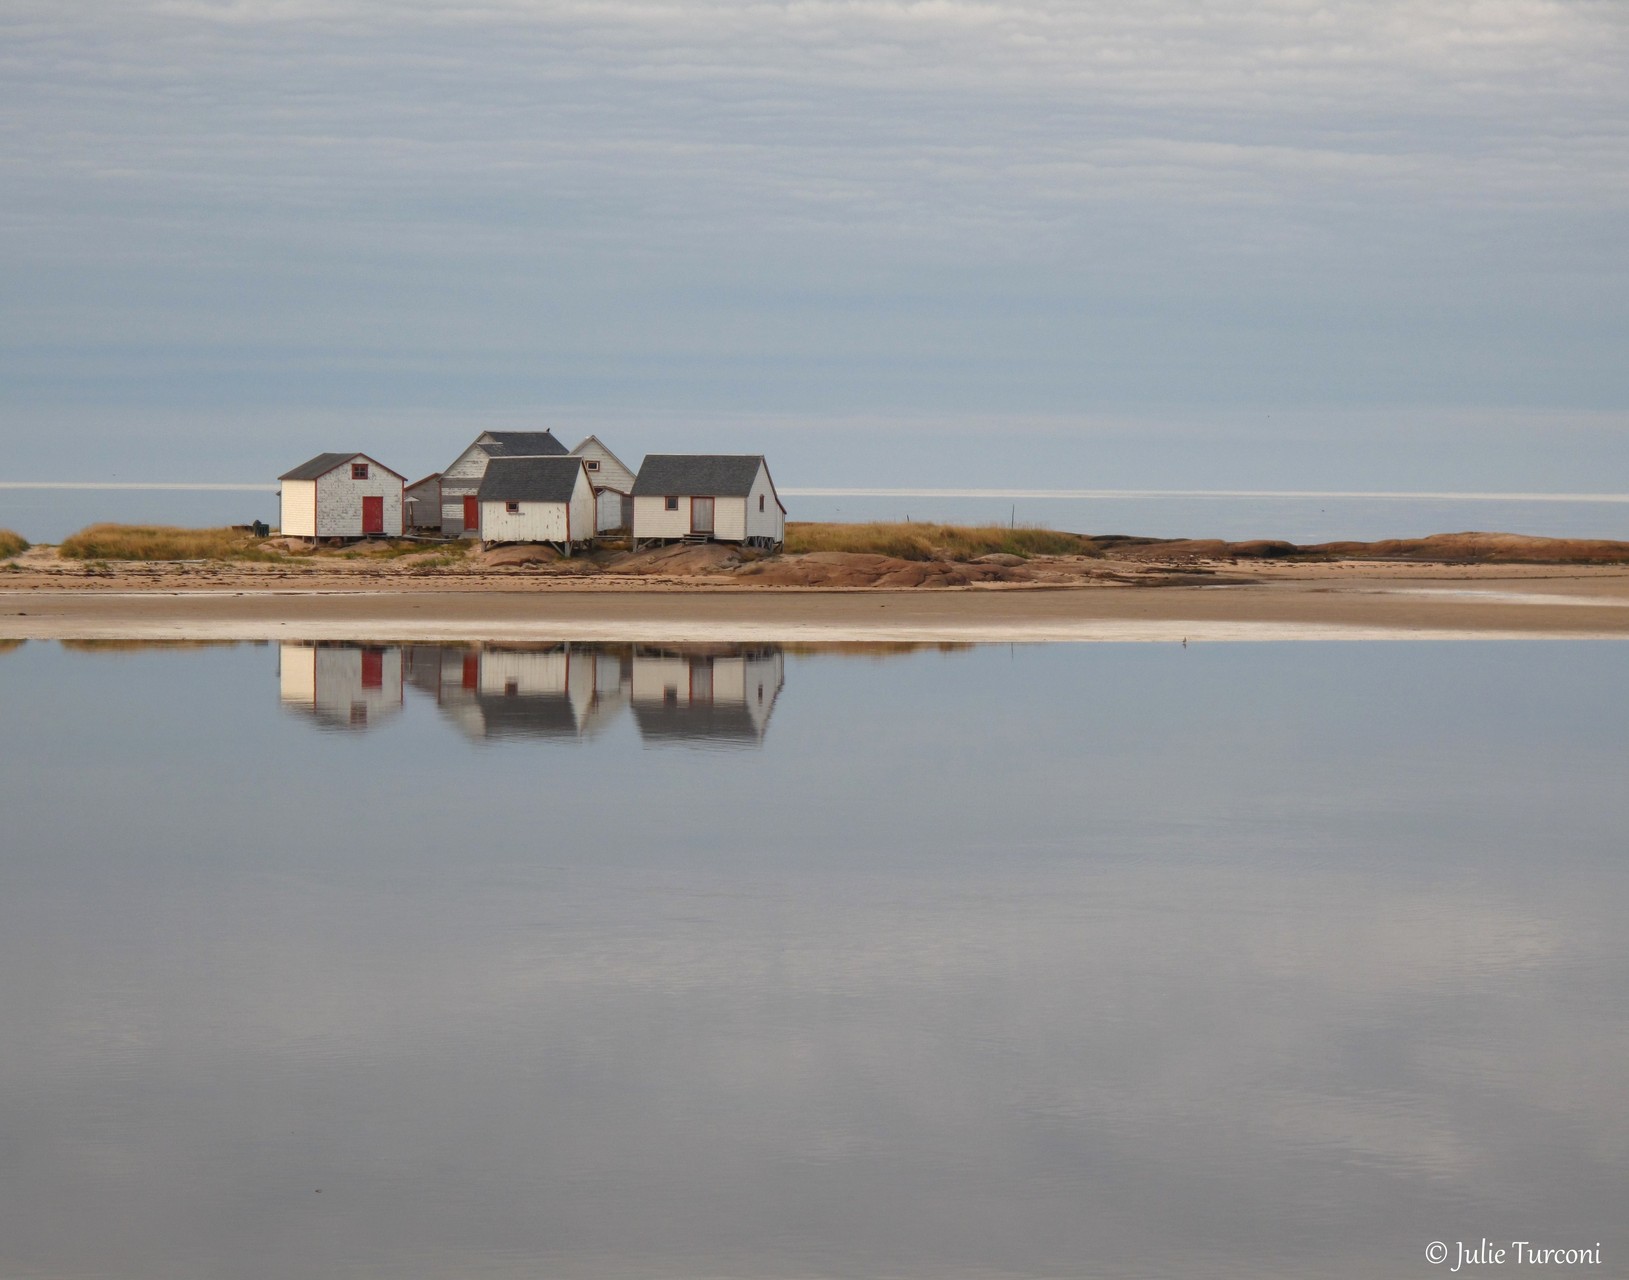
[1, 640, 1627, 1279]
[279, 641, 786, 746]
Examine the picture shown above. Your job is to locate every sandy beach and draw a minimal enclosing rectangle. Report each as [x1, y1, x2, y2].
[5, 559, 1629, 643]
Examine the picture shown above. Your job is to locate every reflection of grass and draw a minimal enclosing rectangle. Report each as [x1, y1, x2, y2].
[785, 521, 1094, 561]
[59, 524, 283, 561]
[58, 639, 243, 653]
[0, 529, 28, 559]
[0, 638, 24, 654]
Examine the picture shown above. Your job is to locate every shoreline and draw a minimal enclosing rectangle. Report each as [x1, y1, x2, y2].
[6, 567, 1629, 643]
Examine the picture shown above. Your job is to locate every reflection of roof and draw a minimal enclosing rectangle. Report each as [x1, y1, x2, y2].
[481, 431, 567, 457]
[632, 701, 765, 747]
[478, 456, 584, 503]
[475, 694, 584, 739]
[632, 454, 765, 497]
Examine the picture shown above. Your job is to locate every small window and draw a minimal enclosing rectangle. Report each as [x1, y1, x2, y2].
[351, 462, 369, 480]
[664, 496, 679, 511]
[506, 501, 520, 513]
[759, 494, 765, 512]
[585, 459, 600, 472]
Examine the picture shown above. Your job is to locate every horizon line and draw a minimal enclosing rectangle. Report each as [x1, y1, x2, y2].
[2, 482, 1628, 504]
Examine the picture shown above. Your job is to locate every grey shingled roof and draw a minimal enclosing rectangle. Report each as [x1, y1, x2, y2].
[279, 452, 362, 481]
[477, 456, 585, 503]
[481, 431, 567, 457]
[631, 454, 766, 497]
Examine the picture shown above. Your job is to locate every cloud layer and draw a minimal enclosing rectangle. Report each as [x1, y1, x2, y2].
[2, 0, 1625, 479]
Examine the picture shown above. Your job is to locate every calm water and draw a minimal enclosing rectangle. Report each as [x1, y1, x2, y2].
[0, 639, 1625, 1279]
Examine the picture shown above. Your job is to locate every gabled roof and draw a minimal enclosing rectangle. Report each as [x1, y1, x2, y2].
[279, 452, 403, 481]
[479, 430, 568, 457]
[478, 456, 586, 503]
[631, 454, 768, 497]
[405, 473, 441, 491]
[570, 435, 634, 473]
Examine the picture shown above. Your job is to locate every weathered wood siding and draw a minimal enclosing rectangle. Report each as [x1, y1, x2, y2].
[570, 438, 636, 494]
[479, 499, 569, 544]
[712, 496, 750, 542]
[439, 442, 491, 536]
[405, 476, 441, 531]
[280, 479, 317, 538]
[632, 494, 691, 541]
[744, 462, 785, 545]
[314, 463, 403, 537]
[594, 487, 630, 533]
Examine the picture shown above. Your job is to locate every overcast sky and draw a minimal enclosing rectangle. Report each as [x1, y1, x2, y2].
[2, 0, 1625, 488]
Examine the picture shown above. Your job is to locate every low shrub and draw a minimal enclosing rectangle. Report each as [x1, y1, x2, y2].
[0, 529, 29, 559]
[58, 524, 281, 561]
[784, 521, 1094, 561]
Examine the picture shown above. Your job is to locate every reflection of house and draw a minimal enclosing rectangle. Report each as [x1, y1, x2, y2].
[403, 644, 632, 741]
[278, 643, 403, 731]
[475, 457, 597, 552]
[630, 455, 785, 550]
[569, 435, 636, 534]
[278, 453, 406, 540]
[630, 645, 784, 747]
[296, 642, 785, 746]
[439, 431, 568, 537]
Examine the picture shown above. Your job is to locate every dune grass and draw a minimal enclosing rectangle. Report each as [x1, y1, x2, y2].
[0, 530, 28, 560]
[58, 524, 284, 561]
[784, 521, 1095, 561]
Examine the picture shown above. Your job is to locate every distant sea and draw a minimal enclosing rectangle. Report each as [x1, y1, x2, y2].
[2, 483, 1628, 545]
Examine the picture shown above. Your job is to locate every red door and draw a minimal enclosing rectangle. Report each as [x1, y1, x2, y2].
[360, 650, 383, 689]
[463, 495, 479, 535]
[362, 495, 384, 535]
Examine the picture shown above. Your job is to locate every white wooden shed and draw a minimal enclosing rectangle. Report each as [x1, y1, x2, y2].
[278, 453, 405, 540]
[570, 435, 636, 533]
[475, 456, 597, 553]
[439, 430, 569, 537]
[630, 455, 785, 550]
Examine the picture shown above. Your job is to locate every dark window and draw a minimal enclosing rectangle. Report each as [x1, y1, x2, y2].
[759, 494, 765, 512]
[351, 463, 369, 480]
[506, 501, 520, 513]
[585, 459, 600, 471]
[665, 496, 679, 511]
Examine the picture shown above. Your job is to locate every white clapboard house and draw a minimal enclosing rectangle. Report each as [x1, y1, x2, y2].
[630, 455, 785, 550]
[278, 453, 405, 540]
[439, 430, 569, 537]
[475, 456, 597, 553]
[569, 435, 637, 533]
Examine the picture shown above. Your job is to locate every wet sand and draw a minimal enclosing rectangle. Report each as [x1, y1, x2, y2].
[4, 565, 1629, 643]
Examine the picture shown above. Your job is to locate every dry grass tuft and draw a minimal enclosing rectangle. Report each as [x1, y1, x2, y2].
[784, 521, 1094, 561]
[0, 530, 29, 560]
[58, 524, 284, 562]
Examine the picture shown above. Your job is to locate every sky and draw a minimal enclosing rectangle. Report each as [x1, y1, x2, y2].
[2, 0, 1626, 491]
